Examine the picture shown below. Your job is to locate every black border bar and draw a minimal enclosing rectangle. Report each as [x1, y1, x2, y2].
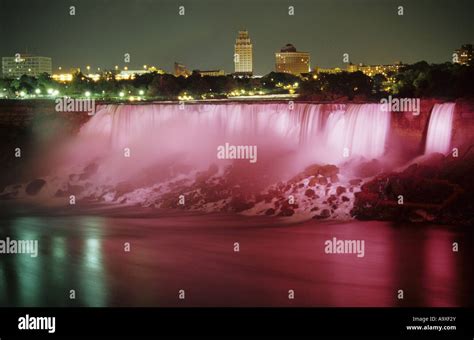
[0, 307, 472, 338]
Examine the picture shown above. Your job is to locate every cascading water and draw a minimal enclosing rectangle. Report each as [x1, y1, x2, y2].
[1, 102, 392, 214]
[425, 103, 455, 155]
[78, 102, 390, 162]
[325, 104, 390, 160]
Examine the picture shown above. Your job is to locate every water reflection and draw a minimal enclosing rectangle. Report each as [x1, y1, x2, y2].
[0, 215, 472, 307]
[423, 229, 457, 306]
[0, 216, 107, 306]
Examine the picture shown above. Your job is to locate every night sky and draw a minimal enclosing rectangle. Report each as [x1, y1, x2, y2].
[1, 0, 473, 75]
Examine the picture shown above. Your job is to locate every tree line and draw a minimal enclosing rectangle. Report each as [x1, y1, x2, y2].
[1, 62, 473, 100]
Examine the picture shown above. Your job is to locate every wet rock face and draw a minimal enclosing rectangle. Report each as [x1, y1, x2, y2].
[313, 209, 330, 219]
[353, 159, 384, 178]
[79, 162, 99, 180]
[336, 186, 346, 196]
[9, 159, 360, 220]
[196, 163, 218, 183]
[351, 149, 474, 225]
[291, 164, 339, 184]
[265, 208, 276, 215]
[278, 208, 295, 217]
[349, 179, 362, 186]
[229, 198, 255, 212]
[0, 191, 19, 199]
[303, 164, 339, 178]
[25, 179, 46, 195]
[352, 174, 459, 221]
[237, 162, 356, 219]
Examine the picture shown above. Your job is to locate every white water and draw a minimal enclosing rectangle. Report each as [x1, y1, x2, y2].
[325, 104, 390, 159]
[78, 103, 391, 164]
[425, 103, 455, 155]
[1, 102, 394, 215]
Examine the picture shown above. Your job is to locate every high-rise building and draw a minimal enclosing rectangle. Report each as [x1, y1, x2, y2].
[234, 30, 253, 76]
[275, 44, 310, 75]
[2, 54, 52, 78]
[454, 44, 473, 66]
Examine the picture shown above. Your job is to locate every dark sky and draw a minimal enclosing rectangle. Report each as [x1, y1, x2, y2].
[1, 0, 473, 75]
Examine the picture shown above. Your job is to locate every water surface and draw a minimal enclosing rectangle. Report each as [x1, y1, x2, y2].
[0, 212, 472, 307]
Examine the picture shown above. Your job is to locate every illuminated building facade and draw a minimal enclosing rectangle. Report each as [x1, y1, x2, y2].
[195, 69, 225, 77]
[2, 55, 52, 78]
[454, 44, 473, 66]
[346, 62, 404, 77]
[234, 30, 253, 76]
[275, 44, 310, 75]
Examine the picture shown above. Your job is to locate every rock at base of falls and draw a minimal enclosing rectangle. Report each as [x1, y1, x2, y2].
[25, 179, 46, 196]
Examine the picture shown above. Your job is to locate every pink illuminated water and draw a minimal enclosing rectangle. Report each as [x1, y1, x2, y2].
[425, 103, 455, 155]
[0, 213, 472, 307]
[78, 102, 390, 163]
[325, 104, 390, 159]
[21, 103, 391, 204]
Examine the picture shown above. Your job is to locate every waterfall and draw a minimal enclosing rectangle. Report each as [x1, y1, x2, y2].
[425, 103, 455, 155]
[325, 104, 390, 159]
[79, 103, 390, 163]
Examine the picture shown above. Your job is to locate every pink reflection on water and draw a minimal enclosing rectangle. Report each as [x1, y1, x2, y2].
[423, 228, 458, 306]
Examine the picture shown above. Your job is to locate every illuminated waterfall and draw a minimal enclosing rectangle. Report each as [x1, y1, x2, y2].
[325, 104, 390, 159]
[79, 103, 391, 162]
[425, 103, 455, 155]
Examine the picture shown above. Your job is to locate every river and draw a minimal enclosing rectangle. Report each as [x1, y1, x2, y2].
[0, 210, 472, 307]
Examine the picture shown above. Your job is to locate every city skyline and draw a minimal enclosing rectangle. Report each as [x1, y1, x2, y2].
[1, 0, 473, 75]
[3, 41, 472, 79]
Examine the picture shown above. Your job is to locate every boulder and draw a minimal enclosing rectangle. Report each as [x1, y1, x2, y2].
[278, 208, 295, 217]
[25, 179, 46, 195]
[318, 164, 339, 177]
[349, 179, 362, 185]
[265, 208, 276, 215]
[313, 209, 331, 219]
[317, 176, 328, 185]
[229, 198, 254, 212]
[79, 162, 99, 180]
[309, 176, 318, 186]
[336, 186, 346, 196]
[354, 159, 383, 178]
